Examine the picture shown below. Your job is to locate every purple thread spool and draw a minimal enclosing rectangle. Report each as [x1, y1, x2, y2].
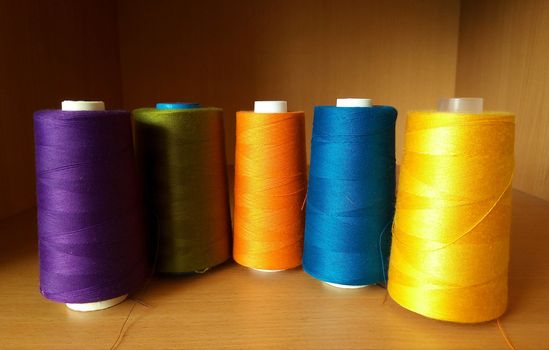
[34, 101, 147, 311]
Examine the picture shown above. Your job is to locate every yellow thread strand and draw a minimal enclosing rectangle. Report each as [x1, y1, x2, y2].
[388, 111, 515, 323]
[497, 318, 518, 350]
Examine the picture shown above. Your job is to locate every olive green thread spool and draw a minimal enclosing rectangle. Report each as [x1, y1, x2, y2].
[133, 103, 231, 274]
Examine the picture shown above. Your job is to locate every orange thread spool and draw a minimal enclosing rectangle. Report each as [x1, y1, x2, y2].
[233, 108, 307, 270]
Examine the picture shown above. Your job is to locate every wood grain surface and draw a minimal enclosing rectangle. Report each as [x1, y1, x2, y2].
[0, 189, 547, 349]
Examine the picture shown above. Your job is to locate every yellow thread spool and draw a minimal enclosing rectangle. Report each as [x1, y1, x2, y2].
[388, 98, 515, 323]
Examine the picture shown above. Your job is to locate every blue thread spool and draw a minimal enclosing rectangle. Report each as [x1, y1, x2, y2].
[303, 98, 397, 288]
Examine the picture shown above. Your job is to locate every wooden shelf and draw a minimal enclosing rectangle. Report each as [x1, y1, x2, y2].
[0, 189, 548, 349]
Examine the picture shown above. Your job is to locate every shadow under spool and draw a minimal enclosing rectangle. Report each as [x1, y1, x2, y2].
[132, 105, 231, 274]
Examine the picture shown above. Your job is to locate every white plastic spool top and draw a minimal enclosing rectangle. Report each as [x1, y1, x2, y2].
[61, 100, 105, 111]
[249, 100, 288, 272]
[336, 98, 372, 108]
[61, 100, 128, 312]
[322, 98, 375, 289]
[254, 100, 287, 113]
[438, 97, 483, 113]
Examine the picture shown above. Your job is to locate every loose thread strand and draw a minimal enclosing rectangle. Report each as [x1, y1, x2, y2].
[110, 217, 161, 350]
[496, 318, 518, 350]
[110, 300, 138, 350]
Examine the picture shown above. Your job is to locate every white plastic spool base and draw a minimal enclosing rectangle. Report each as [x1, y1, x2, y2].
[322, 97, 376, 289]
[438, 97, 483, 113]
[66, 295, 128, 312]
[254, 100, 287, 113]
[61, 100, 128, 312]
[252, 268, 284, 273]
[336, 98, 372, 108]
[249, 101, 288, 272]
[325, 282, 370, 289]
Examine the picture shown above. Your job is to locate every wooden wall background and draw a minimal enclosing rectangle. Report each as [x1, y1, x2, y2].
[456, 0, 549, 201]
[0, 0, 548, 220]
[117, 0, 460, 166]
[0, 0, 122, 220]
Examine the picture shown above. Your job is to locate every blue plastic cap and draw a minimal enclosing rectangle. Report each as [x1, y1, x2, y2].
[156, 102, 201, 110]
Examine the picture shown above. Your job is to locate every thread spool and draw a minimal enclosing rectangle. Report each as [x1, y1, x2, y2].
[34, 100, 146, 312]
[132, 103, 231, 275]
[251, 101, 288, 273]
[387, 97, 514, 323]
[329, 98, 372, 289]
[234, 101, 307, 272]
[253, 101, 287, 273]
[66, 101, 128, 311]
[303, 98, 397, 288]
[328, 98, 371, 289]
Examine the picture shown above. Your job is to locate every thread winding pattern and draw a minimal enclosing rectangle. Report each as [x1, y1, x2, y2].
[34, 110, 147, 303]
[233, 111, 307, 270]
[133, 108, 231, 274]
[388, 111, 515, 323]
[303, 106, 397, 285]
